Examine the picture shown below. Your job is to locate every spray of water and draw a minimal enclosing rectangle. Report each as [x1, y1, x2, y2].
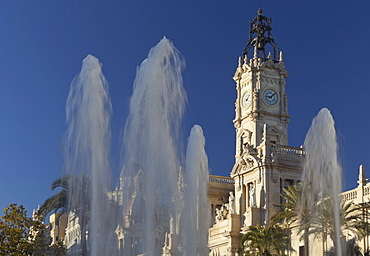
[301, 108, 342, 255]
[64, 55, 114, 256]
[63, 38, 211, 256]
[183, 125, 210, 256]
[121, 37, 187, 255]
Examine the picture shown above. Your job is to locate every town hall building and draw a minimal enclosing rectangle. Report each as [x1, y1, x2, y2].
[206, 8, 370, 256]
[208, 8, 304, 255]
[45, 8, 370, 256]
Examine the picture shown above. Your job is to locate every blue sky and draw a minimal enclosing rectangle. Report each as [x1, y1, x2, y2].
[1, 0, 370, 214]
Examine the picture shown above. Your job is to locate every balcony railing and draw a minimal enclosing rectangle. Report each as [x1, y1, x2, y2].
[341, 190, 358, 202]
[209, 175, 235, 185]
[272, 144, 305, 157]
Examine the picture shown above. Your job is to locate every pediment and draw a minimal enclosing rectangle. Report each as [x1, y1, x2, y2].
[242, 155, 259, 171]
[268, 125, 282, 136]
[270, 127, 279, 135]
[230, 154, 259, 177]
[230, 162, 242, 177]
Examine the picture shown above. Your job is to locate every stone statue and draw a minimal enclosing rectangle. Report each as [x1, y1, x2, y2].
[242, 129, 252, 145]
[221, 206, 227, 220]
[215, 207, 222, 223]
[228, 191, 235, 214]
[164, 232, 169, 247]
[170, 215, 175, 234]
[249, 184, 256, 207]
[243, 212, 248, 226]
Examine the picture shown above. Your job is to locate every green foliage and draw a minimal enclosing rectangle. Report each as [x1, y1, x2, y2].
[0, 204, 45, 255]
[271, 184, 300, 227]
[325, 238, 363, 256]
[272, 183, 370, 254]
[272, 184, 310, 255]
[301, 198, 366, 246]
[39, 175, 90, 256]
[239, 224, 293, 256]
[0, 204, 67, 256]
[49, 241, 68, 256]
[0, 203, 36, 255]
[38, 176, 70, 217]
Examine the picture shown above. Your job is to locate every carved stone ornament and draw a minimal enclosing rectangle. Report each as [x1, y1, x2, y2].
[260, 60, 288, 77]
[234, 120, 241, 128]
[238, 158, 246, 166]
[243, 143, 256, 156]
[241, 129, 252, 146]
[241, 165, 248, 173]
[245, 158, 254, 168]
[240, 155, 257, 173]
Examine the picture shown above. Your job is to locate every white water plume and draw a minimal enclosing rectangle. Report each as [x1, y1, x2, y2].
[64, 55, 114, 256]
[121, 37, 187, 255]
[301, 108, 342, 255]
[63, 38, 211, 256]
[183, 125, 210, 256]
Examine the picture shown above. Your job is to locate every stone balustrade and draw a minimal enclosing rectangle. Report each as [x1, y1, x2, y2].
[340, 182, 370, 203]
[364, 186, 370, 196]
[209, 175, 235, 185]
[272, 144, 305, 157]
[341, 190, 358, 202]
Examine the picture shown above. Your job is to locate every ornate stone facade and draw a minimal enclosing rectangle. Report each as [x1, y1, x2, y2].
[208, 8, 304, 256]
[45, 9, 370, 256]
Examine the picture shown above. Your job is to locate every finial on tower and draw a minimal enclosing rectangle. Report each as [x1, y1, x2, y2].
[254, 45, 258, 59]
[358, 164, 368, 186]
[238, 56, 243, 68]
[279, 51, 284, 62]
[243, 9, 280, 62]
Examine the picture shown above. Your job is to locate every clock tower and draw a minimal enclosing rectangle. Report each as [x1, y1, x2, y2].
[231, 9, 304, 226]
[208, 10, 304, 255]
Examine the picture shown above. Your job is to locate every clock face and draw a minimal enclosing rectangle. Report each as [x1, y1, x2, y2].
[263, 89, 278, 106]
[242, 91, 251, 108]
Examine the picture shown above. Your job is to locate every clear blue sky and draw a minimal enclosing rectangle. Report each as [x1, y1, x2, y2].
[1, 0, 369, 214]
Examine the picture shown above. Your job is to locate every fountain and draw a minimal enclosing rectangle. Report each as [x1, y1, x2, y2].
[300, 108, 343, 255]
[120, 37, 210, 256]
[64, 54, 116, 255]
[183, 125, 210, 256]
[63, 38, 210, 255]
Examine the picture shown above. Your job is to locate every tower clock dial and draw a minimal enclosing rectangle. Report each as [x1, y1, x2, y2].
[242, 91, 251, 108]
[263, 89, 278, 106]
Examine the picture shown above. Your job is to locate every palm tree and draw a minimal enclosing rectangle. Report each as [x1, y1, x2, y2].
[272, 184, 311, 256]
[39, 175, 91, 256]
[272, 184, 300, 228]
[273, 183, 370, 255]
[38, 176, 69, 217]
[302, 198, 368, 253]
[239, 224, 293, 256]
[325, 238, 362, 256]
[271, 185, 298, 256]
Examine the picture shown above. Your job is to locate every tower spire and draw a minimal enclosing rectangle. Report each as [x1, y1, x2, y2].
[243, 9, 279, 62]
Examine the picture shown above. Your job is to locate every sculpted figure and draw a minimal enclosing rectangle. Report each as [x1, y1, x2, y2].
[221, 206, 227, 219]
[249, 184, 256, 207]
[243, 212, 248, 226]
[228, 191, 235, 214]
[215, 207, 222, 223]
[170, 215, 175, 234]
